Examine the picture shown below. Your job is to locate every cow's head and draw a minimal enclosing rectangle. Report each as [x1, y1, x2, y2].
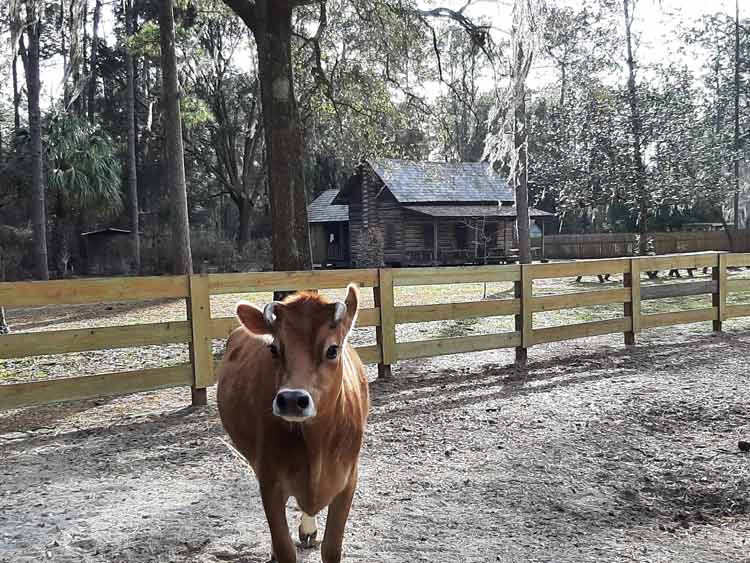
[235, 284, 360, 423]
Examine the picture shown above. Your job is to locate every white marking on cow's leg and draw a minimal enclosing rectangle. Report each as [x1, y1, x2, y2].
[301, 513, 317, 535]
[298, 512, 318, 549]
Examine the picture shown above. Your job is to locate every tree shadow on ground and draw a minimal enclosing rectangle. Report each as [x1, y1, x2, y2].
[368, 335, 738, 425]
[6, 298, 183, 331]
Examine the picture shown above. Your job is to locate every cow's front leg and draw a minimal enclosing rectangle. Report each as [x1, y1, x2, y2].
[321, 468, 358, 563]
[260, 482, 296, 563]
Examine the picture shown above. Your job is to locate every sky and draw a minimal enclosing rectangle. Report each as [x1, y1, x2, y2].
[427, 0, 738, 92]
[1, 0, 740, 113]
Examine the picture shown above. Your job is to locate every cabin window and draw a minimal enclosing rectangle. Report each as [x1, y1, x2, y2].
[422, 224, 434, 249]
[384, 223, 397, 249]
[454, 223, 469, 249]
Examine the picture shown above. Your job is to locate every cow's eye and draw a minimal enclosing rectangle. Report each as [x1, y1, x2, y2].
[269, 343, 279, 357]
[325, 345, 339, 360]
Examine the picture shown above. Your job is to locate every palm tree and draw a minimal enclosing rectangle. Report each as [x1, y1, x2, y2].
[45, 114, 123, 275]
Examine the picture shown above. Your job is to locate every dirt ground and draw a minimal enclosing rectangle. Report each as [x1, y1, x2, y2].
[2, 322, 750, 563]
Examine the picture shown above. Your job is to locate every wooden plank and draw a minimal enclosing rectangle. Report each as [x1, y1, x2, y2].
[209, 306, 381, 340]
[188, 274, 214, 389]
[631, 259, 641, 335]
[392, 265, 520, 286]
[532, 318, 631, 345]
[356, 307, 380, 328]
[640, 281, 717, 301]
[727, 278, 750, 293]
[715, 254, 727, 326]
[725, 304, 750, 319]
[530, 288, 630, 313]
[0, 364, 194, 411]
[519, 266, 533, 350]
[623, 258, 641, 343]
[353, 344, 380, 364]
[211, 316, 239, 339]
[726, 253, 750, 268]
[396, 332, 521, 360]
[0, 276, 188, 308]
[376, 269, 397, 366]
[640, 308, 718, 330]
[528, 258, 630, 280]
[0, 321, 191, 359]
[638, 252, 718, 271]
[394, 299, 519, 324]
[208, 269, 379, 295]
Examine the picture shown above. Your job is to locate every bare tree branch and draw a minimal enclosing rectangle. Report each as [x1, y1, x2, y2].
[220, 0, 256, 31]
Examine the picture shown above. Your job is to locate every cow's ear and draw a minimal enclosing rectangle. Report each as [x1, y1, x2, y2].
[236, 301, 272, 335]
[342, 283, 360, 335]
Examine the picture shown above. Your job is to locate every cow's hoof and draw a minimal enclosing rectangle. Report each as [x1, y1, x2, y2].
[298, 528, 319, 549]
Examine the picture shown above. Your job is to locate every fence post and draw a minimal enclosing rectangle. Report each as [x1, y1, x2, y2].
[713, 252, 727, 332]
[374, 268, 396, 378]
[188, 270, 213, 406]
[515, 264, 532, 366]
[623, 257, 640, 346]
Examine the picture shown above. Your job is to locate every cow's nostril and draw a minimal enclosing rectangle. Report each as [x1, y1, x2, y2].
[297, 395, 310, 410]
[276, 394, 287, 409]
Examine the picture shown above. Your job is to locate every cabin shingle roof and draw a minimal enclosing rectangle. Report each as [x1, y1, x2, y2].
[403, 205, 554, 218]
[308, 189, 349, 222]
[369, 158, 514, 204]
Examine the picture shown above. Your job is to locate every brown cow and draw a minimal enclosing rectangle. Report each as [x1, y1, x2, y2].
[217, 284, 369, 563]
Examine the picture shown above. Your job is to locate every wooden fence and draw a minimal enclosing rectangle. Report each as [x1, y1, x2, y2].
[536, 231, 750, 259]
[1, 251, 750, 411]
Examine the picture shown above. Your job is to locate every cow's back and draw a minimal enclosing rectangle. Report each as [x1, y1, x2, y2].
[217, 327, 273, 469]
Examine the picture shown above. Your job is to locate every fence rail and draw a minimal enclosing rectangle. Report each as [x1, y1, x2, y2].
[1, 251, 750, 411]
[536, 231, 750, 259]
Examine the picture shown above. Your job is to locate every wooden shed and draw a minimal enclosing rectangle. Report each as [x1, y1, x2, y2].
[311, 159, 553, 267]
[307, 189, 350, 268]
[81, 228, 136, 276]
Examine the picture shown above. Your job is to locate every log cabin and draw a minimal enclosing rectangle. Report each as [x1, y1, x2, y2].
[308, 158, 553, 268]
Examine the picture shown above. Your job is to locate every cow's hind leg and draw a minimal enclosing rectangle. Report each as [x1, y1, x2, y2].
[321, 469, 358, 563]
[298, 512, 318, 548]
[260, 483, 296, 563]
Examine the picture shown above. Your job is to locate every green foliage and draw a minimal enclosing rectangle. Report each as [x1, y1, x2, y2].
[180, 96, 212, 128]
[127, 21, 160, 58]
[45, 113, 123, 214]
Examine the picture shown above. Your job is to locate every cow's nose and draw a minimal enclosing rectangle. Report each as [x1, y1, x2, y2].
[273, 389, 316, 421]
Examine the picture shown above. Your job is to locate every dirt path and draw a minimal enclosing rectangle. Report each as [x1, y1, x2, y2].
[2, 328, 749, 563]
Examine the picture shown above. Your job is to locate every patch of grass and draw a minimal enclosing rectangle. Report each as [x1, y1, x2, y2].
[0, 361, 14, 382]
[438, 318, 479, 338]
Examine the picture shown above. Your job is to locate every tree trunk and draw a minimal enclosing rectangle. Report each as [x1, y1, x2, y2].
[11, 8, 21, 133]
[20, 1, 50, 281]
[251, 2, 312, 274]
[0, 307, 9, 335]
[68, 0, 84, 114]
[87, 0, 102, 122]
[733, 0, 740, 232]
[513, 35, 530, 265]
[237, 196, 252, 251]
[559, 61, 566, 108]
[125, 0, 141, 271]
[12, 56, 21, 133]
[159, 0, 192, 275]
[622, 0, 648, 253]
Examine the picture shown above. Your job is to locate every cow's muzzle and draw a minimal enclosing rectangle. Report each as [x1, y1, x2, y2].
[273, 389, 316, 422]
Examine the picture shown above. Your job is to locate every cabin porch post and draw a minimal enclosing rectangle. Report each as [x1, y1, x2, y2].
[432, 221, 439, 265]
